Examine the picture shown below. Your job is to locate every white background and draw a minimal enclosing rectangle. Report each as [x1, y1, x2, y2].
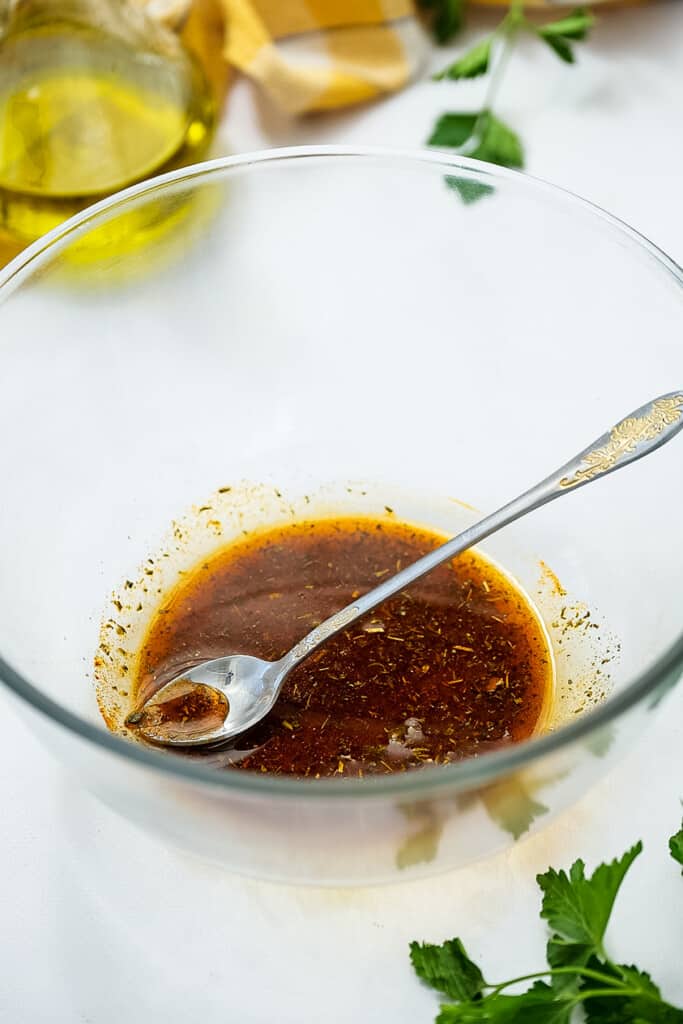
[1, 3, 682, 1020]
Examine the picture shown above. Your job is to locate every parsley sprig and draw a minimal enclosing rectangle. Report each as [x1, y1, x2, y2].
[671, 820, 683, 875]
[411, 822, 683, 1022]
[427, 4, 595, 172]
[418, 0, 467, 44]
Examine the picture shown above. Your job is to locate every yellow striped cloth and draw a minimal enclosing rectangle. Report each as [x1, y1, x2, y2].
[162, 0, 649, 118]
[218, 0, 429, 114]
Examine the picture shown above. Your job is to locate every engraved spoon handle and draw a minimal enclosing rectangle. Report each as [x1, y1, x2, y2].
[278, 392, 683, 675]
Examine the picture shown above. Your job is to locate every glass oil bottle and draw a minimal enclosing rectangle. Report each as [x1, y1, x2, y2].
[0, 0, 216, 250]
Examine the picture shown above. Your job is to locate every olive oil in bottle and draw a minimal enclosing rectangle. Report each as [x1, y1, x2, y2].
[0, 0, 215, 247]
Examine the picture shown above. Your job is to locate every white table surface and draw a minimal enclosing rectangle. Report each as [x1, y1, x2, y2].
[1, 4, 682, 1020]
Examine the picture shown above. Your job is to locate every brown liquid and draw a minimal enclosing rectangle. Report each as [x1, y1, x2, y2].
[131, 518, 553, 777]
[127, 680, 229, 744]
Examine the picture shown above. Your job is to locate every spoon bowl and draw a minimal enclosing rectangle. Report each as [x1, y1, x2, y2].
[128, 654, 281, 745]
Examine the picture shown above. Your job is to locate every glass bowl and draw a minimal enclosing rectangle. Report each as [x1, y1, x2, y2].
[1, 147, 681, 886]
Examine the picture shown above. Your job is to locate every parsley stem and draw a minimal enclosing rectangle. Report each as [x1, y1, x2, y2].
[445, 0, 529, 159]
[578, 987, 672, 1008]
[480, 16, 517, 114]
[488, 965, 626, 995]
[469, 0, 522, 153]
[573, 987, 644, 1002]
[467, 38, 511, 155]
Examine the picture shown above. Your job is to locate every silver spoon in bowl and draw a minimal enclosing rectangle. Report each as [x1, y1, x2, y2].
[127, 391, 683, 749]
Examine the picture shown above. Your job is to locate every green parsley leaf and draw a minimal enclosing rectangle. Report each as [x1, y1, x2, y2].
[444, 176, 494, 205]
[428, 111, 478, 148]
[481, 776, 550, 840]
[546, 934, 593, 993]
[396, 818, 443, 869]
[583, 962, 683, 1024]
[537, 842, 642, 952]
[428, 5, 593, 186]
[538, 8, 595, 41]
[437, 983, 573, 1023]
[410, 938, 485, 1001]
[537, 8, 594, 65]
[434, 39, 492, 80]
[617, 963, 663, 998]
[428, 111, 524, 169]
[418, 0, 465, 43]
[669, 822, 683, 873]
[540, 35, 575, 64]
[470, 111, 524, 168]
[411, 830, 683, 1024]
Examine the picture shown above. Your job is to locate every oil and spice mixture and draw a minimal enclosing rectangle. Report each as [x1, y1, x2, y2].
[127, 517, 554, 778]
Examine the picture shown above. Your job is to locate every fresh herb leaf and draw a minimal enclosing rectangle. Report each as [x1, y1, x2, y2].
[418, 0, 465, 43]
[582, 961, 683, 1024]
[397, 814, 443, 869]
[546, 935, 593, 993]
[585, 997, 683, 1024]
[428, 111, 524, 169]
[410, 829, 683, 1024]
[434, 39, 492, 80]
[437, 982, 573, 1023]
[481, 777, 550, 840]
[616, 964, 662, 995]
[583, 726, 614, 759]
[410, 938, 486, 1001]
[428, 4, 594, 179]
[537, 8, 594, 64]
[540, 35, 575, 64]
[538, 8, 595, 41]
[537, 842, 642, 953]
[670, 822, 683, 873]
[444, 176, 494, 205]
[468, 112, 524, 168]
[428, 111, 478, 148]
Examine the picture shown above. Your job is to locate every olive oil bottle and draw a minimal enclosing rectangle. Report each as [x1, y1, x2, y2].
[0, 0, 215, 248]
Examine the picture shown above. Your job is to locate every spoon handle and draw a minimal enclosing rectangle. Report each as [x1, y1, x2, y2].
[280, 391, 683, 673]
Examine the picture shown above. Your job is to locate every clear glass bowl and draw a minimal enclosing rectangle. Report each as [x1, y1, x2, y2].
[1, 147, 681, 885]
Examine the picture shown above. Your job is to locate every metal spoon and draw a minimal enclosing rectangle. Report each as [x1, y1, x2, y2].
[128, 391, 683, 748]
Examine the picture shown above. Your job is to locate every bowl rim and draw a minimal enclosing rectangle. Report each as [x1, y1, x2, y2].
[1, 144, 682, 800]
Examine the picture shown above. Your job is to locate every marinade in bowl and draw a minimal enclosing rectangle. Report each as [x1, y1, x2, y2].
[1, 148, 682, 883]
[111, 515, 555, 775]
